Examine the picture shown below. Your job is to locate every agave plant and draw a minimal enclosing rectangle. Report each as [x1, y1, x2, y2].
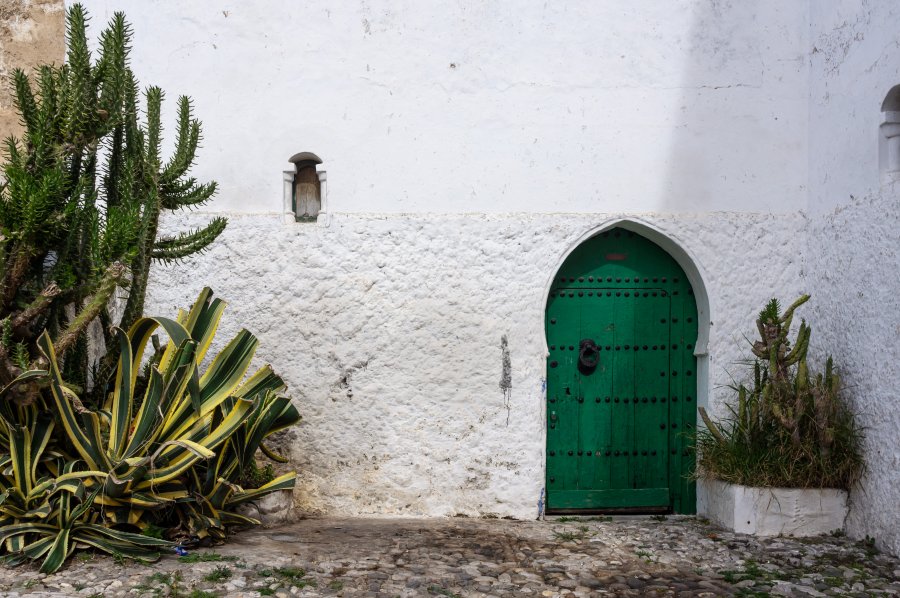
[0, 388, 173, 572]
[0, 288, 300, 571]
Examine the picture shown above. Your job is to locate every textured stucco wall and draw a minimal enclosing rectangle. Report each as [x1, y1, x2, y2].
[807, 0, 900, 556]
[0, 0, 64, 142]
[74, 0, 809, 214]
[146, 211, 806, 518]
[45, 0, 899, 555]
[805, 189, 900, 556]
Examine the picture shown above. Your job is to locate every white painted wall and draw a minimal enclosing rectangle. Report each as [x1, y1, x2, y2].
[146, 211, 806, 518]
[806, 0, 900, 556]
[61, 0, 900, 555]
[76, 0, 809, 214]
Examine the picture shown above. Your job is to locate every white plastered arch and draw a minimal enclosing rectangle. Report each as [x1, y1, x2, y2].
[541, 216, 712, 410]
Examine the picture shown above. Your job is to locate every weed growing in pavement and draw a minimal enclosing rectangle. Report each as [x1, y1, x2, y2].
[719, 559, 783, 588]
[273, 566, 306, 579]
[857, 536, 879, 557]
[134, 571, 189, 598]
[552, 530, 583, 542]
[253, 566, 317, 588]
[203, 566, 232, 583]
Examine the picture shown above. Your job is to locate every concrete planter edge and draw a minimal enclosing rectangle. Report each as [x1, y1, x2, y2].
[696, 478, 848, 537]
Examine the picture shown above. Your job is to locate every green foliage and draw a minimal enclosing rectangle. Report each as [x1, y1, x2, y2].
[0, 3, 225, 404]
[238, 461, 276, 490]
[695, 295, 864, 489]
[203, 565, 232, 582]
[273, 566, 306, 580]
[0, 289, 301, 572]
[141, 523, 166, 540]
[552, 530, 583, 542]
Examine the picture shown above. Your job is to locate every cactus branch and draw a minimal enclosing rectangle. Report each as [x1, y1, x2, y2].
[698, 407, 726, 444]
[53, 262, 126, 359]
[11, 284, 61, 333]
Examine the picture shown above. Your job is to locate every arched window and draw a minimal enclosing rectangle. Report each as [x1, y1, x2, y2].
[879, 86, 900, 182]
[283, 152, 326, 222]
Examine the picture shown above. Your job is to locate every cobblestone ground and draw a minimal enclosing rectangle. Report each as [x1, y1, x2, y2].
[1, 516, 899, 597]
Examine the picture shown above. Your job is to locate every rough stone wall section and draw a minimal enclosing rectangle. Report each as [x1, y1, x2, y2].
[0, 0, 65, 142]
[145, 211, 807, 520]
[807, 0, 900, 556]
[805, 186, 900, 557]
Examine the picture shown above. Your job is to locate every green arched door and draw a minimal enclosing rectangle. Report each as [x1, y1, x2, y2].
[545, 228, 697, 513]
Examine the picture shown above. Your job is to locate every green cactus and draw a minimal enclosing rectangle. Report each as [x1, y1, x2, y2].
[0, 4, 225, 404]
[695, 295, 864, 490]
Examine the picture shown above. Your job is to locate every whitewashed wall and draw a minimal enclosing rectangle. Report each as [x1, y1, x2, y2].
[67, 0, 900, 551]
[806, 0, 900, 556]
[145, 211, 806, 518]
[76, 0, 809, 214]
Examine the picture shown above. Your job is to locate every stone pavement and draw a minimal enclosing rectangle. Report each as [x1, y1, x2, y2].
[1, 516, 899, 597]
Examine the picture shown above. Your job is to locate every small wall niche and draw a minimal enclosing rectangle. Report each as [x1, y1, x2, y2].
[879, 86, 900, 183]
[283, 152, 327, 223]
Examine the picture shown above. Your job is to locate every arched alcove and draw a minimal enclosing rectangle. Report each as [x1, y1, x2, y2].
[541, 218, 710, 515]
[283, 152, 327, 223]
[879, 85, 900, 181]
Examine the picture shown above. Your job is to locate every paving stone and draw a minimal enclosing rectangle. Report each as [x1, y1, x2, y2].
[1, 516, 899, 596]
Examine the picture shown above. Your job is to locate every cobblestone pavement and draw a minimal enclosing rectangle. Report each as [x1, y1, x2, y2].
[1, 516, 899, 597]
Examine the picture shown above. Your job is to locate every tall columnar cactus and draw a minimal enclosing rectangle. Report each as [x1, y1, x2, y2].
[752, 295, 811, 447]
[0, 4, 225, 403]
[696, 295, 863, 489]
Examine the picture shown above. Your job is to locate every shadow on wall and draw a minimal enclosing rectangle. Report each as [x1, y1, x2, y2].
[658, 1, 805, 214]
[651, 1, 812, 418]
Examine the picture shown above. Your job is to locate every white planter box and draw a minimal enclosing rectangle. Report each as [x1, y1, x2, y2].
[696, 478, 848, 537]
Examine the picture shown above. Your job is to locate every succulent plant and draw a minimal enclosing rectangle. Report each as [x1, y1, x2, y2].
[696, 295, 863, 489]
[0, 289, 300, 572]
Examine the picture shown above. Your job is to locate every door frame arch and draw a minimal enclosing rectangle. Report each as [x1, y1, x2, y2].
[541, 217, 712, 414]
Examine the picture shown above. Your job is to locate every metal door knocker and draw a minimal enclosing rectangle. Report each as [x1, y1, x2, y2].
[578, 338, 600, 373]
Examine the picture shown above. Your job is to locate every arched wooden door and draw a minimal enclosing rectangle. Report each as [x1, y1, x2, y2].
[545, 228, 697, 513]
